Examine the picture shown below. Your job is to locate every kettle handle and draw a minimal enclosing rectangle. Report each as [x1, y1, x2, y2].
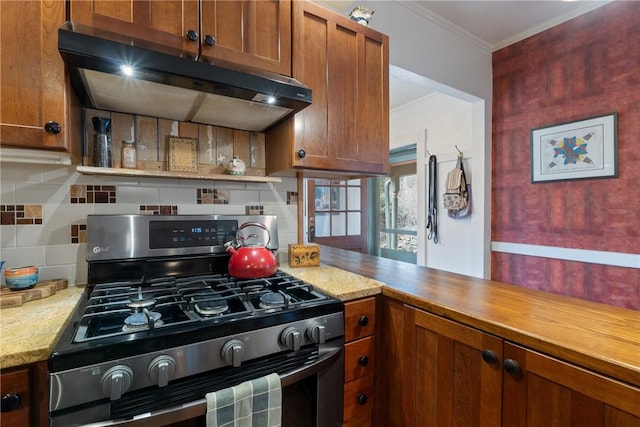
[237, 222, 271, 247]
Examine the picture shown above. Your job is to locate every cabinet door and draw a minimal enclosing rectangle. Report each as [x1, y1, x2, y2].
[0, 367, 31, 427]
[199, 0, 291, 76]
[503, 342, 640, 427]
[0, 1, 80, 156]
[288, 1, 389, 175]
[69, 0, 199, 56]
[404, 306, 503, 427]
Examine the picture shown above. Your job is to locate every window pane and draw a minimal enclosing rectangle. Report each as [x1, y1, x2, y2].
[397, 175, 417, 230]
[315, 187, 330, 211]
[331, 212, 346, 236]
[315, 213, 330, 237]
[331, 187, 346, 210]
[347, 212, 360, 235]
[347, 186, 360, 210]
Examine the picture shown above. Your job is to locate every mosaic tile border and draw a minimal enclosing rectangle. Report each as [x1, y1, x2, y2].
[245, 205, 264, 215]
[71, 224, 87, 244]
[0, 205, 43, 225]
[139, 205, 179, 215]
[197, 188, 230, 205]
[70, 185, 117, 204]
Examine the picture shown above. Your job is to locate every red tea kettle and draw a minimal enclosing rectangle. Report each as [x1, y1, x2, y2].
[225, 222, 278, 279]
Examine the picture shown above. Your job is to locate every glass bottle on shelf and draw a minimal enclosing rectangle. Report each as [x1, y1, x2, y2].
[92, 116, 112, 168]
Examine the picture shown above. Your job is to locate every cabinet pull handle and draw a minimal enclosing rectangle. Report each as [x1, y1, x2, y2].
[503, 358, 522, 376]
[44, 121, 61, 135]
[297, 149, 306, 159]
[481, 349, 498, 365]
[357, 394, 367, 405]
[1, 393, 21, 412]
[204, 34, 216, 46]
[186, 30, 199, 42]
[358, 355, 369, 366]
[358, 315, 369, 327]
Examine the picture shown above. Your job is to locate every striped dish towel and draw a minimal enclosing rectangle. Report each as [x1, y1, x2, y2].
[205, 373, 281, 427]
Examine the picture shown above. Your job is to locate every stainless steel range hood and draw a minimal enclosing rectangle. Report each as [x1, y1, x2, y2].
[58, 22, 311, 132]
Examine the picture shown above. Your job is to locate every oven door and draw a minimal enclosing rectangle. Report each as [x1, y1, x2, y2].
[50, 341, 344, 427]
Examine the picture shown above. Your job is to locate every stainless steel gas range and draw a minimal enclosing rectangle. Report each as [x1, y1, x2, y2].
[49, 215, 344, 426]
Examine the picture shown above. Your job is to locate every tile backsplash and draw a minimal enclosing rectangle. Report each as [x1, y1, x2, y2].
[0, 162, 298, 285]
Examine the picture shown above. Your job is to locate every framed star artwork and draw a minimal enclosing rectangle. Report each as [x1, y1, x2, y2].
[530, 112, 617, 183]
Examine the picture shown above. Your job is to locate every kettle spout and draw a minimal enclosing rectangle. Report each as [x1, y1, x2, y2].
[226, 245, 237, 255]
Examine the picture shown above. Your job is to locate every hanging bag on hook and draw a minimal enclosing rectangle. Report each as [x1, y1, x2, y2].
[443, 154, 469, 213]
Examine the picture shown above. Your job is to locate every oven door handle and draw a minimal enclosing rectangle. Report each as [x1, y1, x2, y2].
[85, 344, 343, 426]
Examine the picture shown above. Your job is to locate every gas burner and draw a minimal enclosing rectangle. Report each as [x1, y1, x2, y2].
[259, 292, 288, 309]
[123, 319, 164, 333]
[127, 287, 157, 311]
[195, 300, 230, 316]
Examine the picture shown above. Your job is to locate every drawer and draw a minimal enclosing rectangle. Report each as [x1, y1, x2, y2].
[344, 336, 375, 382]
[343, 373, 374, 422]
[344, 297, 376, 342]
[0, 367, 31, 427]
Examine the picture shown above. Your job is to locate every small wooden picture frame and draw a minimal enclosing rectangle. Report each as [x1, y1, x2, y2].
[167, 136, 198, 173]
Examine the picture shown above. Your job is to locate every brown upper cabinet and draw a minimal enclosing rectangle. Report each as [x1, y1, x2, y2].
[266, 1, 390, 177]
[199, 0, 291, 75]
[0, 1, 82, 158]
[69, 0, 291, 76]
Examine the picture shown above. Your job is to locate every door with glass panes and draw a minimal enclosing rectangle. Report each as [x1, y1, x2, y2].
[306, 179, 368, 253]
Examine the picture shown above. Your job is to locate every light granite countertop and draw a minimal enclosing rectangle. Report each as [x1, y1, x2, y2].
[0, 264, 381, 369]
[279, 263, 384, 301]
[0, 285, 85, 369]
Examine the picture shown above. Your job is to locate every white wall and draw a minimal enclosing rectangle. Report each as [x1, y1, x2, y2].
[391, 93, 484, 277]
[360, 1, 493, 278]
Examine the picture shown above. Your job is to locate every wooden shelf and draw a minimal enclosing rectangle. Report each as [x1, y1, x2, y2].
[76, 166, 282, 183]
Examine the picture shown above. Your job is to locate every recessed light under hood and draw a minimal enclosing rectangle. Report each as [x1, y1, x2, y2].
[58, 22, 312, 132]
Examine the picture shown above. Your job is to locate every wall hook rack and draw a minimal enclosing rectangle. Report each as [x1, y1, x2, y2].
[455, 145, 463, 156]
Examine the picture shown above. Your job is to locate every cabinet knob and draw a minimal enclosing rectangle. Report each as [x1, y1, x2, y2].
[481, 349, 498, 365]
[358, 355, 369, 366]
[204, 34, 216, 46]
[357, 394, 367, 405]
[358, 315, 369, 327]
[297, 149, 306, 159]
[1, 393, 21, 412]
[44, 121, 61, 135]
[503, 359, 522, 376]
[186, 29, 199, 42]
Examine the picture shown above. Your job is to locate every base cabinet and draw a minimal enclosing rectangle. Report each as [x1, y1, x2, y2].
[376, 298, 640, 427]
[502, 342, 640, 427]
[0, 361, 49, 427]
[343, 297, 376, 426]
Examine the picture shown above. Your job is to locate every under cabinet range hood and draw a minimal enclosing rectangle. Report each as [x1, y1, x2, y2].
[57, 22, 311, 132]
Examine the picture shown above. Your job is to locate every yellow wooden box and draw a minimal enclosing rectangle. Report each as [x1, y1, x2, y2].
[288, 244, 320, 267]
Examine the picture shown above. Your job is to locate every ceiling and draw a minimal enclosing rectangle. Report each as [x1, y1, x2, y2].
[314, 0, 611, 110]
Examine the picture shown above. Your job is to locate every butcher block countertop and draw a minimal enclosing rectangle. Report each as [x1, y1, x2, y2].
[1, 250, 638, 391]
[0, 285, 85, 369]
[315, 246, 640, 388]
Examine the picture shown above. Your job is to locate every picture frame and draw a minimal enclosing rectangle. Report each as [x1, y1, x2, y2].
[530, 112, 617, 183]
[167, 136, 198, 173]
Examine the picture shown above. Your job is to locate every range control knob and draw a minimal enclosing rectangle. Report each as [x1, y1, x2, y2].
[280, 327, 302, 351]
[101, 365, 133, 401]
[221, 340, 245, 367]
[148, 355, 176, 388]
[307, 323, 326, 344]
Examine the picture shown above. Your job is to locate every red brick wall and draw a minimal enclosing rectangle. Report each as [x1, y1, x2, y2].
[491, 1, 640, 310]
